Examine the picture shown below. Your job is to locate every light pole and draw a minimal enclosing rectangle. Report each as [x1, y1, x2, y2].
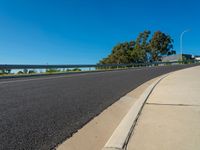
[180, 29, 190, 61]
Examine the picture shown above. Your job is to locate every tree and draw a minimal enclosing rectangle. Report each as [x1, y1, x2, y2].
[131, 30, 151, 62]
[46, 69, 61, 73]
[72, 68, 81, 71]
[28, 70, 37, 74]
[0, 69, 11, 75]
[17, 71, 24, 74]
[0, 70, 5, 75]
[149, 31, 174, 61]
[23, 69, 28, 74]
[100, 43, 130, 64]
[99, 30, 175, 64]
[167, 50, 176, 56]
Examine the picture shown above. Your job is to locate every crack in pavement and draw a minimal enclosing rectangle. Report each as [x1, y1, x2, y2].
[146, 103, 200, 107]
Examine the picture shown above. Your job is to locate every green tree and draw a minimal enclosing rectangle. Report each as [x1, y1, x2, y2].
[23, 69, 28, 74]
[17, 71, 24, 74]
[149, 31, 174, 61]
[0, 69, 11, 75]
[99, 30, 175, 64]
[28, 70, 37, 74]
[130, 30, 151, 62]
[72, 68, 81, 71]
[46, 69, 61, 73]
[100, 42, 130, 64]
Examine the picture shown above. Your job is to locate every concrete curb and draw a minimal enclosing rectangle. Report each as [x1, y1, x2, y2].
[102, 75, 168, 150]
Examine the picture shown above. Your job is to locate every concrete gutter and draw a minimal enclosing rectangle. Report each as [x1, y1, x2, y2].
[102, 75, 168, 150]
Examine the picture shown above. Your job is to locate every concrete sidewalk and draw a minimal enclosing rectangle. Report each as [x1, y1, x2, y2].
[127, 66, 200, 150]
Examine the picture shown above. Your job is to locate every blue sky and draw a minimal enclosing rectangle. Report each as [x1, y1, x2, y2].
[0, 0, 199, 64]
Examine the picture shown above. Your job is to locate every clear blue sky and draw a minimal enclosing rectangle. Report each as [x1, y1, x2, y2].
[0, 0, 199, 64]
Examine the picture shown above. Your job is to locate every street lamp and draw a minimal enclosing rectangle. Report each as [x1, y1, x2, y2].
[180, 29, 190, 61]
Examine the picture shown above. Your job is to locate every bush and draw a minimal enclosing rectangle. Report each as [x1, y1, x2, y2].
[46, 69, 61, 73]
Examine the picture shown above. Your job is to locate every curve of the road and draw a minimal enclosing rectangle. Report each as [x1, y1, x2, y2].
[0, 64, 197, 150]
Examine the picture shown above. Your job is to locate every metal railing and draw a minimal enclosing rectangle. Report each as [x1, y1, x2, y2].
[0, 60, 199, 70]
[0, 60, 200, 70]
[0, 60, 199, 79]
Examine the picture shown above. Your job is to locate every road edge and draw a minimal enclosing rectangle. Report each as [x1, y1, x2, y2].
[102, 74, 168, 150]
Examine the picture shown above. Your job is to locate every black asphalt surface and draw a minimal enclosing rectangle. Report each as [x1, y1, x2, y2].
[0, 64, 197, 150]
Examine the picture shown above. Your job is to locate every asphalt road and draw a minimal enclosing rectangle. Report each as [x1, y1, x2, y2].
[0, 64, 197, 150]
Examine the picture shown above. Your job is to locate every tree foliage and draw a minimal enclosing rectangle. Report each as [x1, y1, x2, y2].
[100, 31, 175, 64]
[149, 31, 174, 61]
